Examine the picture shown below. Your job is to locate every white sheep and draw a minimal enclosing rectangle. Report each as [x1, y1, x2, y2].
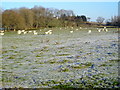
[70, 31, 73, 33]
[49, 31, 52, 34]
[45, 30, 52, 35]
[98, 29, 101, 32]
[29, 31, 32, 33]
[104, 27, 106, 29]
[33, 30, 38, 35]
[76, 29, 78, 31]
[21, 30, 25, 32]
[23, 31, 27, 34]
[0, 33, 4, 35]
[17, 30, 22, 35]
[88, 30, 91, 34]
[105, 29, 108, 32]
[45, 31, 49, 34]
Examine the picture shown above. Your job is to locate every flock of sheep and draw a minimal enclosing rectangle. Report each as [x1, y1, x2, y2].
[0, 30, 4, 36]
[0, 27, 109, 36]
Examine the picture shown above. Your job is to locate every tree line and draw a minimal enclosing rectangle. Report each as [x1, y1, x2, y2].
[2, 5, 87, 30]
[106, 16, 120, 27]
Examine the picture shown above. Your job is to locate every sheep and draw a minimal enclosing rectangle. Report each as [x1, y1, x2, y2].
[105, 29, 108, 32]
[80, 27, 82, 29]
[49, 31, 52, 35]
[70, 31, 73, 33]
[45, 31, 49, 34]
[23, 31, 27, 34]
[104, 27, 106, 29]
[45, 30, 52, 35]
[0, 32, 4, 35]
[33, 30, 36, 33]
[98, 29, 101, 32]
[21, 30, 25, 32]
[34, 32, 38, 35]
[29, 31, 32, 33]
[88, 30, 91, 34]
[17, 30, 22, 35]
[102, 29, 105, 31]
[33, 31, 38, 35]
[102, 27, 107, 31]
[71, 27, 73, 29]
[76, 29, 78, 31]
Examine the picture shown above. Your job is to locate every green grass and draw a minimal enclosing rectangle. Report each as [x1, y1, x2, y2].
[99, 63, 107, 67]
[52, 84, 75, 88]
[56, 53, 70, 56]
[109, 59, 120, 62]
[7, 56, 15, 59]
[1, 27, 118, 88]
[71, 62, 93, 69]
[36, 55, 41, 57]
[59, 68, 69, 72]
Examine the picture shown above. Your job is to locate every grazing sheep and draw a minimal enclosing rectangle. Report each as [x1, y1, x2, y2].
[17, 30, 22, 35]
[88, 30, 91, 34]
[70, 31, 73, 33]
[23, 31, 27, 34]
[21, 30, 25, 32]
[102, 27, 107, 31]
[33, 30, 36, 33]
[49, 31, 52, 35]
[76, 29, 78, 31]
[98, 29, 101, 32]
[45, 30, 52, 35]
[105, 29, 108, 32]
[34, 32, 38, 35]
[0, 32, 4, 35]
[104, 27, 106, 29]
[29, 31, 32, 33]
[45, 31, 49, 34]
[80, 27, 82, 29]
[33, 31, 38, 35]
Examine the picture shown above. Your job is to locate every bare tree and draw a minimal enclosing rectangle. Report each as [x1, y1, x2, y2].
[31, 6, 46, 28]
[111, 16, 120, 27]
[96, 17, 105, 25]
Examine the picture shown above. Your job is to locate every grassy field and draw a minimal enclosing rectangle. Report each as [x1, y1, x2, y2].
[0, 27, 119, 88]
